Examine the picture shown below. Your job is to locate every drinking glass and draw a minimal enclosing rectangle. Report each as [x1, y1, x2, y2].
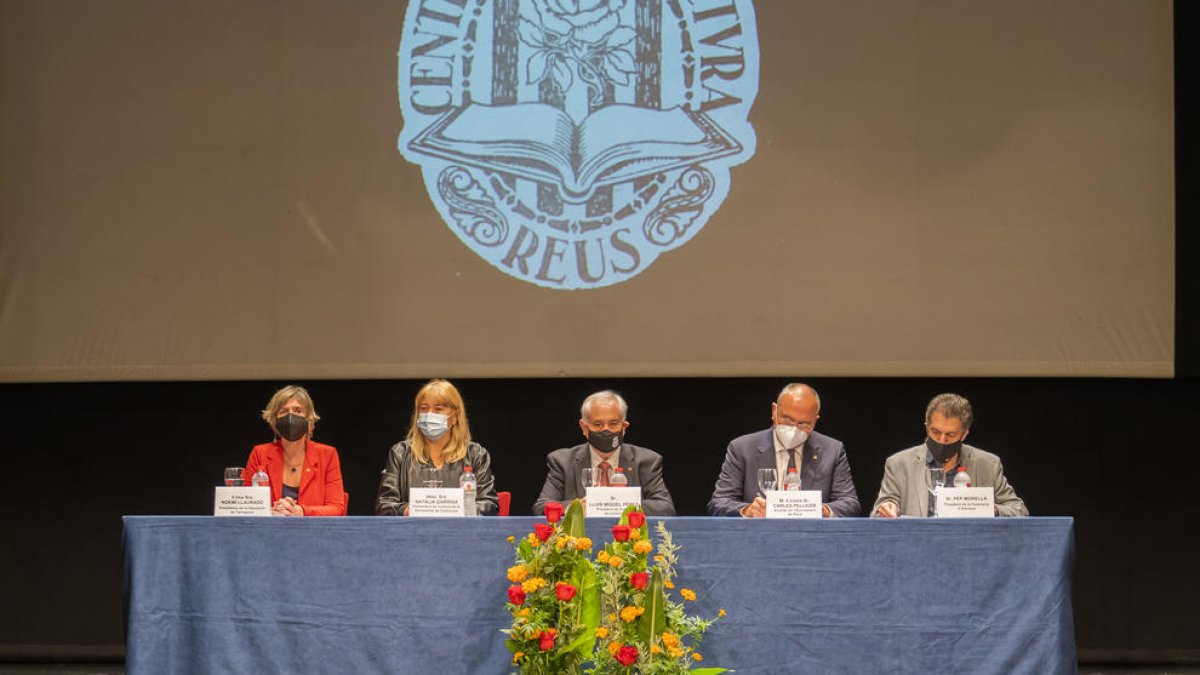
[224, 467, 244, 486]
[757, 468, 778, 496]
[421, 466, 443, 488]
[928, 467, 945, 517]
[581, 467, 595, 489]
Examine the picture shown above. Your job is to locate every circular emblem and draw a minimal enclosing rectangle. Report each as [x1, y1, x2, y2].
[399, 0, 759, 289]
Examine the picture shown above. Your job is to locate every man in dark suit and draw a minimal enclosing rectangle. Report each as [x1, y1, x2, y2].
[533, 390, 675, 516]
[708, 383, 860, 517]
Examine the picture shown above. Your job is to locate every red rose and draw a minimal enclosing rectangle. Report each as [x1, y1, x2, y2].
[616, 645, 639, 666]
[629, 571, 648, 590]
[611, 524, 631, 542]
[555, 582, 577, 602]
[507, 585, 526, 605]
[539, 628, 557, 651]
[534, 523, 555, 542]
[544, 501, 564, 523]
[627, 511, 645, 528]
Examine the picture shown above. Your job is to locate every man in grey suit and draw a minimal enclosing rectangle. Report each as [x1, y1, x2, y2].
[533, 390, 675, 516]
[873, 393, 1028, 518]
[709, 383, 860, 517]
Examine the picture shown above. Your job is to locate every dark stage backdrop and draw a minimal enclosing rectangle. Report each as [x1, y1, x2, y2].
[1, 377, 1198, 660]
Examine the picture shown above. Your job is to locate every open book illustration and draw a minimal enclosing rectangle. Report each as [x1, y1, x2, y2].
[408, 103, 742, 200]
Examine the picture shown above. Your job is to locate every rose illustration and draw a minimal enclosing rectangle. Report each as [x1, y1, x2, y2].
[531, 0, 627, 44]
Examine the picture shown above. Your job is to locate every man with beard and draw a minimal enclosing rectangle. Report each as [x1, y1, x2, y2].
[708, 383, 860, 517]
[533, 390, 676, 516]
[873, 393, 1028, 517]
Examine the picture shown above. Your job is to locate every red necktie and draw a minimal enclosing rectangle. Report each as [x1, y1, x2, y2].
[598, 461, 611, 487]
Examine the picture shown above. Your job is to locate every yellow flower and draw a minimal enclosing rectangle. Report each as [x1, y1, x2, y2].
[654, 554, 665, 562]
[692, 652, 703, 662]
[517, 608, 530, 618]
[608, 556, 624, 568]
[620, 606, 645, 623]
[597, 550, 610, 563]
[608, 641, 622, 656]
[607, 613, 618, 623]
[680, 588, 697, 601]
[512, 651, 524, 664]
[506, 565, 527, 583]
[664, 580, 675, 589]
[650, 645, 663, 654]
[555, 536, 569, 550]
[629, 528, 641, 540]
[632, 540, 653, 555]
[661, 632, 680, 649]
[526, 533, 539, 547]
[575, 537, 592, 550]
[669, 647, 684, 658]
[521, 577, 548, 593]
[594, 627, 609, 639]
[506, 535, 515, 543]
[718, 608, 727, 617]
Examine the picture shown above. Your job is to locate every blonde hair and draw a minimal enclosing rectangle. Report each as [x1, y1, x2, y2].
[406, 379, 472, 464]
[261, 385, 320, 437]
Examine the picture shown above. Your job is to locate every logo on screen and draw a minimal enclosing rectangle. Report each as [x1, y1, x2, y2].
[397, 0, 759, 289]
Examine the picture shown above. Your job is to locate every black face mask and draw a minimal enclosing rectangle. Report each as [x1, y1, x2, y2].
[275, 413, 308, 442]
[588, 429, 623, 453]
[925, 437, 962, 464]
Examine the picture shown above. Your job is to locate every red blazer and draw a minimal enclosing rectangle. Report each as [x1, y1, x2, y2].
[243, 440, 347, 516]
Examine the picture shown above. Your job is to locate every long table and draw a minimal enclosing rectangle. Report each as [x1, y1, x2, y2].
[123, 516, 1075, 674]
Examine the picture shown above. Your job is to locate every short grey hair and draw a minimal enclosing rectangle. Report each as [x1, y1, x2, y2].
[777, 383, 821, 411]
[581, 390, 628, 421]
[925, 393, 974, 429]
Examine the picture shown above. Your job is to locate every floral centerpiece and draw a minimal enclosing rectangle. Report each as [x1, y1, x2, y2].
[505, 502, 726, 674]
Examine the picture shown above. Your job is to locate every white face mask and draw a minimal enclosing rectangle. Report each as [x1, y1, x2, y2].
[417, 412, 451, 440]
[774, 424, 809, 450]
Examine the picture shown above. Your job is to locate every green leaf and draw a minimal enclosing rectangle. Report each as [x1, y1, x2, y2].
[561, 499, 587, 538]
[637, 567, 668, 653]
[689, 668, 730, 674]
[563, 556, 601, 658]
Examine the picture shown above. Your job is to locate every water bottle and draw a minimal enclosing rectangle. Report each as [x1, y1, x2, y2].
[609, 467, 629, 487]
[251, 467, 270, 488]
[782, 467, 801, 491]
[460, 465, 477, 516]
[953, 466, 971, 488]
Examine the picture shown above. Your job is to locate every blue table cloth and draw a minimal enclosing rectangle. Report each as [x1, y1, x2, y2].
[123, 516, 1075, 674]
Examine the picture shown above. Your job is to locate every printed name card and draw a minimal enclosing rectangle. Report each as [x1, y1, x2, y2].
[585, 487, 642, 518]
[409, 487, 466, 517]
[764, 490, 823, 518]
[213, 486, 271, 516]
[935, 487, 995, 518]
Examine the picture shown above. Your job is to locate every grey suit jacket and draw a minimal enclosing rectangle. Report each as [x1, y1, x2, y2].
[871, 443, 1029, 517]
[533, 443, 676, 516]
[708, 428, 861, 517]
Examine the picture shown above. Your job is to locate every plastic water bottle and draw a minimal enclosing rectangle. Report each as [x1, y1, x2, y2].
[251, 467, 270, 488]
[609, 467, 629, 487]
[782, 467, 801, 491]
[460, 465, 477, 516]
[953, 467, 971, 488]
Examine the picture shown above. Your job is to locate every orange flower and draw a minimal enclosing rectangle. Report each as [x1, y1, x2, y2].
[575, 537, 592, 550]
[661, 631, 680, 649]
[506, 535, 515, 543]
[506, 565, 527, 583]
[718, 608, 727, 617]
[620, 606, 645, 622]
[664, 580, 675, 589]
[628, 528, 641, 541]
[512, 651, 524, 664]
[692, 652, 704, 662]
[597, 550, 610, 563]
[680, 588, 697, 601]
[669, 646, 684, 658]
[632, 540, 652, 555]
[653, 554, 665, 562]
[521, 577, 548, 594]
[594, 627, 609, 639]
[607, 641, 622, 657]
[607, 613, 618, 623]
[650, 645, 663, 654]
[608, 555, 624, 568]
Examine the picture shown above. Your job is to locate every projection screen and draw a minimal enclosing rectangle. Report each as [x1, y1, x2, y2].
[0, 0, 1175, 381]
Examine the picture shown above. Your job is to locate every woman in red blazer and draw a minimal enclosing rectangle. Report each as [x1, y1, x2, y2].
[243, 385, 347, 516]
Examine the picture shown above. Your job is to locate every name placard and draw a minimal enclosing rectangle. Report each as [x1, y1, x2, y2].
[765, 490, 823, 518]
[935, 486, 995, 518]
[214, 486, 272, 516]
[585, 487, 642, 518]
[409, 487, 465, 517]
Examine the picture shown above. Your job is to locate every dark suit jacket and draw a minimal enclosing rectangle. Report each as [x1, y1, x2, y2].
[708, 428, 861, 517]
[533, 442, 676, 516]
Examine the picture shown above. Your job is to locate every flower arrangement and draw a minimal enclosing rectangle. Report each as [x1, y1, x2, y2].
[505, 502, 726, 674]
